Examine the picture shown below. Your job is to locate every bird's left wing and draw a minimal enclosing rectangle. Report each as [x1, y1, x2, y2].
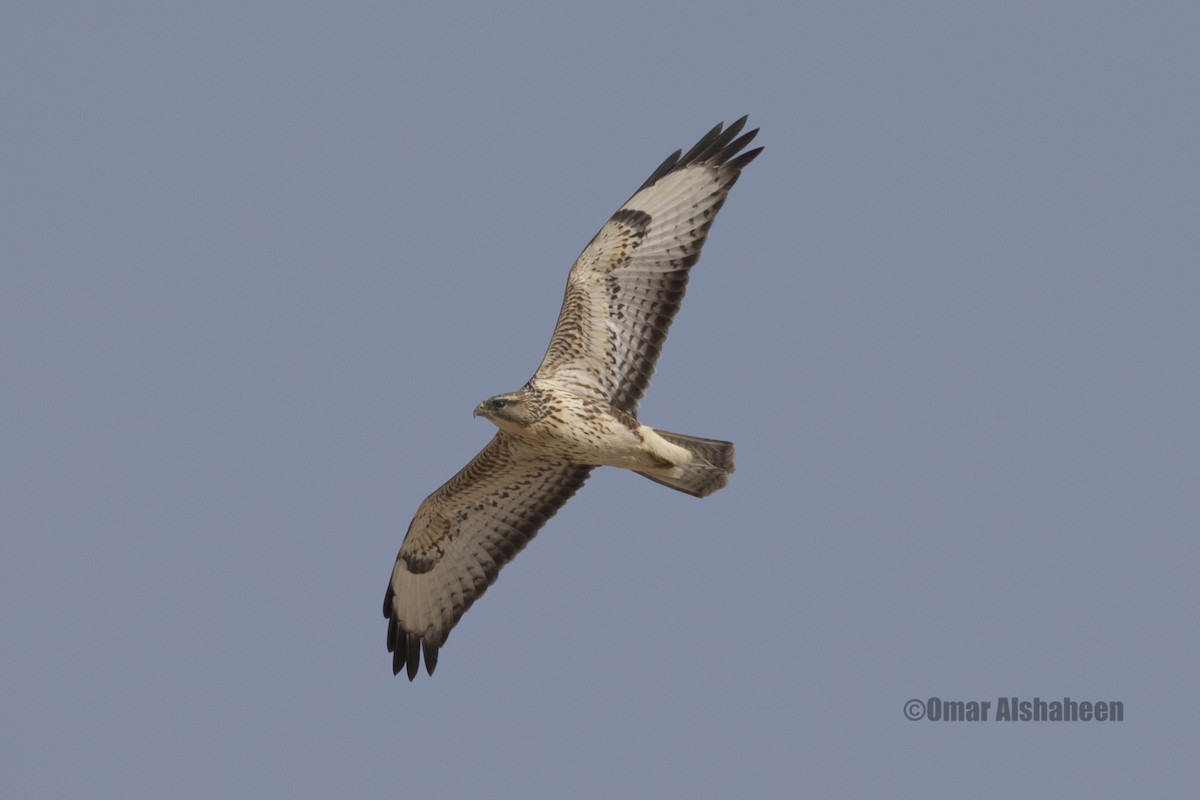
[534, 117, 762, 413]
[384, 433, 592, 680]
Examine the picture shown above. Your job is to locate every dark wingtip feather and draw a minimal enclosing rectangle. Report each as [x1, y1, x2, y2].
[391, 640, 404, 676]
[405, 633, 421, 681]
[382, 584, 394, 617]
[636, 116, 762, 194]
[728, 145, 764, 172]
[677, 120, 728, 165]
[636, 148, 683, 193]
[384, 630, 435, 679]
[423, 641, 439, 676]
[721, 129, 759, 163]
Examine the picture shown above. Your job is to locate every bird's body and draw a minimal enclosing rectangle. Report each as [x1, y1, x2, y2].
[384, 117, 762, 679]
[476, 380, 695, 477]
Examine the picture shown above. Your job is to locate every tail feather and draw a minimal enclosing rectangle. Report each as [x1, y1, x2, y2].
[636, 429, 735, 498]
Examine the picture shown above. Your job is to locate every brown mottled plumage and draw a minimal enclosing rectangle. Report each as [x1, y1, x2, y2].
[385, 118, 762, 679]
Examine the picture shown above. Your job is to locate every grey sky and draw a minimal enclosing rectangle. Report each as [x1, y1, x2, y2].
[3, 1, 1198, 797]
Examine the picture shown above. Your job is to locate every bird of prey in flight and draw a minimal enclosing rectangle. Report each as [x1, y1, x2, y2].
[384, 117, 762, 679]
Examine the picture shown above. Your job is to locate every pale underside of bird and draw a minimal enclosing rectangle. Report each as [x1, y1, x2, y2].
[384, 117, 762, 679]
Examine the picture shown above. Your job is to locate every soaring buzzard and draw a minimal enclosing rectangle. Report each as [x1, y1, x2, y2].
[385, 117, 762, 679]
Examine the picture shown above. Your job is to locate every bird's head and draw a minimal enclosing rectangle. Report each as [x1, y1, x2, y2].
[474, 391, 533, 432]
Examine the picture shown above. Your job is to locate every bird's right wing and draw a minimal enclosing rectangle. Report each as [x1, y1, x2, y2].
[534, 117, 762, 413]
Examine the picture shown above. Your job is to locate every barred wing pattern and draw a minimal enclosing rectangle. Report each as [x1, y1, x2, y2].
[385, 434, 592, 679]
[535, 117, 762, 413]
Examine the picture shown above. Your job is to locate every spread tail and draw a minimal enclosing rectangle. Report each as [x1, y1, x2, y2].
[636, 429, 735, 498]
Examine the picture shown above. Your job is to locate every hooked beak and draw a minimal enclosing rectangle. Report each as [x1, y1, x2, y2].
[473, 403, 486, 418]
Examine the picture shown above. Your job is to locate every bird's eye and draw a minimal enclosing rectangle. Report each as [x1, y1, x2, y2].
[493, 399, 507, 409]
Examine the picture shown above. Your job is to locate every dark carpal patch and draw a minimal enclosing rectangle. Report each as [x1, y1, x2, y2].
[609, 208, 652, 233]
